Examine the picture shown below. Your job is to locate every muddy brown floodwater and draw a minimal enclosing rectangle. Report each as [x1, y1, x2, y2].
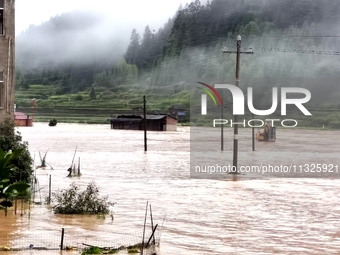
[0, 123, 340, 254]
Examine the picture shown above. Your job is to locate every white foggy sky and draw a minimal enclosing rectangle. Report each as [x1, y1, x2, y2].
[15, 0, 190, 35]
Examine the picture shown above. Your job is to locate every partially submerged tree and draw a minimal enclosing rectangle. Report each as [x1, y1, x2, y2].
[50, 182, 112, 214]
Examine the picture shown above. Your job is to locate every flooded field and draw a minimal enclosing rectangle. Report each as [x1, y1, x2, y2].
[0, 123, 340, 254]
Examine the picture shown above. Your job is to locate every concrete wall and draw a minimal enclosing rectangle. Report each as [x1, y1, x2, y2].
[0, 0, 15, 123]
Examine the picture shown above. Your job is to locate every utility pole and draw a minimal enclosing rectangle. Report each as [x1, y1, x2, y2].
[143, 95, 147, 152]
[222, 35, 254, 172]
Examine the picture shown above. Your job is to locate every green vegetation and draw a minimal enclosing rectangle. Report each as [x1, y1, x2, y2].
[14, 83, 191, 123]
[0, 148, 30, 211]
[127, 249, 139, 253]
[80, 243, 143, 255]
[0, 120, 33, 184]
[48, 119, 57, 126]
[0, 120, 32, 214]
[81, 246, 102, 255]
[50, 182, 113, 214]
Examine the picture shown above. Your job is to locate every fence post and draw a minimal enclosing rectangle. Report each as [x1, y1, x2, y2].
[14, 199, 17, 214]
[141, 201, 148, 255]
[60, 228, 65, 250]
[48, 175, 51, 204]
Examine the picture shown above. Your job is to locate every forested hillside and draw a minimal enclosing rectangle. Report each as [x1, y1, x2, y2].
[124, 0, 340, 67]
[15, 0, 340, 127]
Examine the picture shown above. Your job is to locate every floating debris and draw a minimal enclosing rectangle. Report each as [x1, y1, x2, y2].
[67, 147, 81, 177]
[36, 149, 54, 170]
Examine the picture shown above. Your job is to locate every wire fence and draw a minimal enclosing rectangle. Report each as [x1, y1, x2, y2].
[0, 228, 160, 253]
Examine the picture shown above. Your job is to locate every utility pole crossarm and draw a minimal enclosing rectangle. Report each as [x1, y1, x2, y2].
[222, 50, 254, 54]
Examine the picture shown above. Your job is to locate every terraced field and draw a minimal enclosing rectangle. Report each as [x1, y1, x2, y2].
[14, 84, 190, 123]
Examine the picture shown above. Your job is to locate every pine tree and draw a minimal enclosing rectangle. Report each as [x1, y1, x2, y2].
[140, 25, 155, 68]
[125, 29, 141, 65]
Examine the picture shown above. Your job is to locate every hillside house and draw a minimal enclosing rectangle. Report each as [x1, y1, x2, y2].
[168, 104, 188, 122]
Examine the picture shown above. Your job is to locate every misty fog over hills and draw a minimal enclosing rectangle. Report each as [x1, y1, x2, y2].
[16, 10, 133, 69]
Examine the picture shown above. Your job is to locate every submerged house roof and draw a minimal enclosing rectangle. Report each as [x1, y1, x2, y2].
[14, 112, 31, 120]
[109, 114, 177, 121]
[145, 114, 176, 120]
[108, 114, 177, 131]
[110, 115, 143, 122]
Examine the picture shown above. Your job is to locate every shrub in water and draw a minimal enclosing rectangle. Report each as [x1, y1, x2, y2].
[51, 182, 112, 214]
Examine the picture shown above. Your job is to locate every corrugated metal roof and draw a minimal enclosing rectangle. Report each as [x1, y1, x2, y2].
[145, 114, 167, 120]
[108, 114, 177, 121]
[110, 118, 142, 122]
[117, 115, 142, 119]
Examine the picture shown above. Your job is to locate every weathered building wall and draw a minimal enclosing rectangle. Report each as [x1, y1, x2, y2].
[14, 112, 32, 126]
[166, 116, 177, 131]
[0, 0, 15, 123]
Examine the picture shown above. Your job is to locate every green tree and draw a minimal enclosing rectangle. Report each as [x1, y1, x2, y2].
[125, 29, 141, 65]
[0, 120, 33, 184]
[0, 148, 30, 212]
[139, 25, 155, 68]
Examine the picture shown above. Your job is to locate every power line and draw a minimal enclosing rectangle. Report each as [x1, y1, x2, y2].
[254, 47, 340, 56]
[257, 35, 340, 38]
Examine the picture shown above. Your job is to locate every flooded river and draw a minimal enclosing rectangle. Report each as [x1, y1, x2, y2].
[1, 123, 340, 254]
